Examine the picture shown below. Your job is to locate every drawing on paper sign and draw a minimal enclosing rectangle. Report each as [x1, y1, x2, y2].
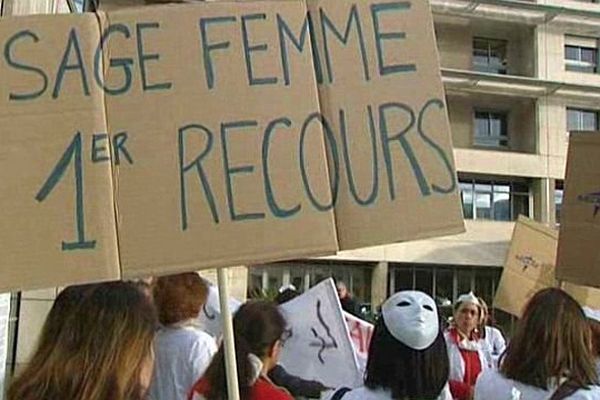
[203, 304, 216, 320]
[578, 192, 600, 217]
[515, 255, 553, 272]
[280, 328, 293, 348]
[309, 300, 338, 364]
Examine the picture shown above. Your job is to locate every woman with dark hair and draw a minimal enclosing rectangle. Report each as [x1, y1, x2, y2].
[475, 288, 600, 399]
[445, 292, 490, 400]
[23, 284, 96, 363]
[584, 307, 600, 378]
[8, 281, 158, 400]
[326, 291, 451, 400]
[189, 301, 293, 400]
[148, 273, 217, 400]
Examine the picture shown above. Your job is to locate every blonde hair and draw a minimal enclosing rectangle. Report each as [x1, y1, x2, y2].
[8, 281, 157, 400]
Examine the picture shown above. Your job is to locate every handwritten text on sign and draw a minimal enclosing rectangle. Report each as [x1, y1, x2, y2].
[0, 0, 463, 290]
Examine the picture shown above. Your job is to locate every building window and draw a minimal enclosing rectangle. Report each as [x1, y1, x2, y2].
[389, 264, 514, 336]
[567, 108, 599, 132]
[473, 38, 508, 74]
[460, 178, 530, 221]
[474, 110, 509, 148]
[565, 36, 598, 73]
[555, 181, 564, 225]
[249, 261, 373, 308]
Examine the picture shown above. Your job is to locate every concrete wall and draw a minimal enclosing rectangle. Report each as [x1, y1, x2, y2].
[539, 26, 600, 86]
[447, 93, 537, 153]
[324, 220, 514, 267]
[99, 0, 144, 10]
[198, 267, 248, 301]
[436, 18, 472, 70]
[2, 0, 68, 15]
[14, 289, 57, 372]
[435, 18, 535, 77]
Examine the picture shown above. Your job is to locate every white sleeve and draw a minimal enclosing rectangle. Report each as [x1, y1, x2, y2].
[438, 384, 453, 400]
[493, 329, 507, 355]
[190, 335, 218, 381]
[474, 371, 491, 400]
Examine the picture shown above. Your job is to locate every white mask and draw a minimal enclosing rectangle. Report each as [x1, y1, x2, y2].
[382, 291, 439, 350]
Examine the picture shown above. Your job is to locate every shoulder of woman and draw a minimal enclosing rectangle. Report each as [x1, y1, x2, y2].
[571, 385, 600, 399]
[474, 369, 506, 393]
[444, 328, 456, 343]
[189, 378, 210, 398]
[192, 329, 217, 346]
[255, 377, 294, 400]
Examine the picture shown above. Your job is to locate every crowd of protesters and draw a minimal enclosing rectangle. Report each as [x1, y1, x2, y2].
[6, 273, 600, 400]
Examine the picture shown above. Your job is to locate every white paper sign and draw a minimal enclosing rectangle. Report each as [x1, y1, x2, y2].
[0, 294, 11, 400]
[278, 279, 362, 389]
[197, 281, 241, 339]
[344, 311, 373, 374]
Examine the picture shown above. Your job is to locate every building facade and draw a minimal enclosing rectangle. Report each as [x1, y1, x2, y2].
[249, 0, 600, 333]
[2, 0, 600, 391]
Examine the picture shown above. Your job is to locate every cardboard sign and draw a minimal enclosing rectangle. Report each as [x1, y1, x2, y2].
[0, 0, 463, 291]
[495, 216, 600, 317]
[278, 279, 362, 389]
[557, 132, 600, 289]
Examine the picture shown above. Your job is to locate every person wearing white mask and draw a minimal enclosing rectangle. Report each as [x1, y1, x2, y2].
[445, 292, 490, 400]
[475, 288, 600, 400]
[583, 307, 600, 378]
[325, 291, 452, 400]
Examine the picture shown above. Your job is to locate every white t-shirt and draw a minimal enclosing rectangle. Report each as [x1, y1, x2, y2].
[475, 369, 600, 400]
[484, 326, 506, 356]
[324, 384, 452, 400]
[148, 325, 218, 400]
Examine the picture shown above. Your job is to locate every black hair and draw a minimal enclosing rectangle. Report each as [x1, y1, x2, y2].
[275, 288, 300, 305]
[364, 317, 449, 400]
[203, 301, 286, 400]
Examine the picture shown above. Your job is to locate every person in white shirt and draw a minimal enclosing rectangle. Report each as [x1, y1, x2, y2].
[147, 273, 217, 400]
[475, 288, 600, 400]
[583, 307, 600, 379]
[445, 292, 490, 400]
[326, 291, 452, 400]
[477, 297, 506, 368]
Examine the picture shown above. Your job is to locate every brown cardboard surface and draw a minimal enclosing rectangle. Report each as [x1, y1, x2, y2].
[0, 0, 464, 290]
[494, 217, 557, 317]
[309, 0, 464, 249]
[495, 216, 600, 317]
[556, 132, 600, 289]
[0, 14, 120, 292]
[103, 2, 338, 278]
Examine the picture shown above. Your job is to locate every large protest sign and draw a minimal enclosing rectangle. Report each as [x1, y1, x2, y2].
[557, 132, 600, 289]
[0, 0, 463, 291]
[495, 216, 600, 317]
[0, 14, 121, 289]
[305, 0, 463, 249]
[279, 279, 362, 389]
